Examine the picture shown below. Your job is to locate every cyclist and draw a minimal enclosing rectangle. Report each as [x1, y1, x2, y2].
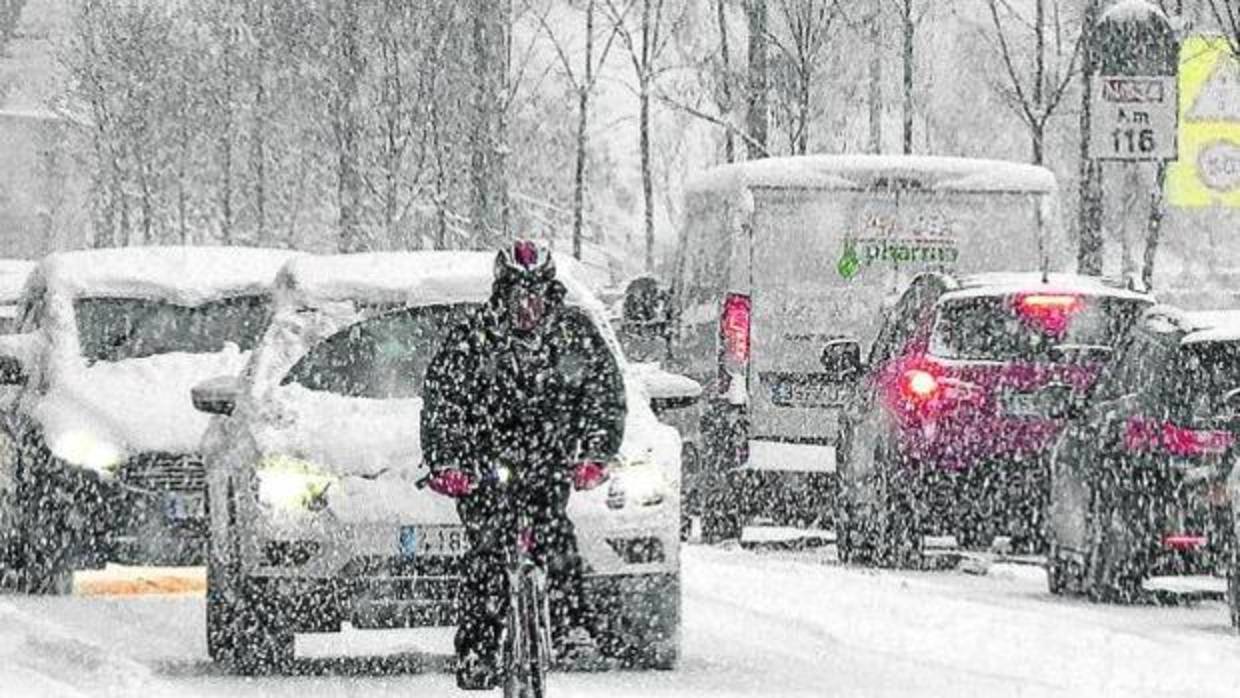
[421, 240, 626, 690]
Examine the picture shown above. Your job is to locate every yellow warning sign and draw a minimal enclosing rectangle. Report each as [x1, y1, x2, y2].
[1167, 35, 1240, 207]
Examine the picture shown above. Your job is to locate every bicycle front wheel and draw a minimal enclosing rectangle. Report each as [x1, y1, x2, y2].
[505, 570, 548, 698]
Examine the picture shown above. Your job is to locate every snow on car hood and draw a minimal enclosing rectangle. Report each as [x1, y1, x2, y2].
[35, 346, 249, 458]
[246, 374, 681, 525]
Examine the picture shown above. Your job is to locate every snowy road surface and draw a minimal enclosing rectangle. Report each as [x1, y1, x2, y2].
[4, 545, 1240, 697]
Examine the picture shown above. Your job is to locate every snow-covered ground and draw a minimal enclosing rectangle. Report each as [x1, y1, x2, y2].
[3, 545, 1240, 698]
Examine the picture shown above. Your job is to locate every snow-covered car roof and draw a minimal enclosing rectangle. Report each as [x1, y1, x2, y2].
[1179, 309, 1240, 345]
[937, 272, 1153, 305]
[685, 154, 1058, 195]
[0, 259, 36, 303]
[274, 250, 601, 312]
[33, 246, 297, 305]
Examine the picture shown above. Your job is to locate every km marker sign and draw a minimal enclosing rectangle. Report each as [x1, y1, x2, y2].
[1091, 75, 1178, 161]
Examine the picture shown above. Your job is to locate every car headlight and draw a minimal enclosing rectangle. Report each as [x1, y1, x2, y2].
[256, 454, 337, 511]
[606, 457, 669, 509]
[51, 430, 124, 474]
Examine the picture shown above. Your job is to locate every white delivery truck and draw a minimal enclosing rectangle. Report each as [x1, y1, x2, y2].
[666, 154, 1068, 539]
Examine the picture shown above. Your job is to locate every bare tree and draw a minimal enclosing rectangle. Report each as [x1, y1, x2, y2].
[537, 0, 622, 259]
[982, 0, 1084, 165]
[767, 0, 843, 155]
[606, 0, 688, 272]
[744, 0, 769, 159]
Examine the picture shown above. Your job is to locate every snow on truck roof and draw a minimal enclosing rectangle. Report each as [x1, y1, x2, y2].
[938, 272, 1153, 304]
[275, 250, 601, 311]
[34, 246, 297, 304]
[685, 154, 1058, 195]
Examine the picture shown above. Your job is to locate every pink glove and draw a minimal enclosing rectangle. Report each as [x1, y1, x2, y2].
[428, 469, 477, 498]
[572, 461, 610, 491]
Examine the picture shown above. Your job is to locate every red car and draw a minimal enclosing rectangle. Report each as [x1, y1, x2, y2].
[830, 272, 1154, 566]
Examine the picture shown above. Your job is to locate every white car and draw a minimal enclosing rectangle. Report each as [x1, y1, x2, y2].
[0, 246, 296, 592]
[196, 251, 686, 674]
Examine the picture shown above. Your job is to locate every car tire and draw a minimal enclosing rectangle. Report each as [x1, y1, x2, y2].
[208, 482, 293, 675]
[1228, 545, 1240, 632]
[1, 431, 73, 596]
[1046, 544, 1081, 596]
[1084, 484, 1145, 604]
[840, 435, 921, 569]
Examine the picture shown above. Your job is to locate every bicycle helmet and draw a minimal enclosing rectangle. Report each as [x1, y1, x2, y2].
[494, 240, 560, 332]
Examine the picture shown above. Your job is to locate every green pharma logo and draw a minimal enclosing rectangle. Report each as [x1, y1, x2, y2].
[837, 242, 861, 279]
[838, 238, 959, 280]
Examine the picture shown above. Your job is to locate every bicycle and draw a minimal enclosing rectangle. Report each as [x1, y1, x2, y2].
[420, 465, 552, 698]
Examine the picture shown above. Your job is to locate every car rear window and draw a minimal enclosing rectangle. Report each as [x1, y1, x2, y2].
[281, 304, 475, 399]
[76, 295, 270, 364]
[928, 294, 1148, 362]
[1161, 341, 1240, 423]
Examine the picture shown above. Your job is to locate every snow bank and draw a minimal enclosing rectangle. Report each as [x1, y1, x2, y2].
[685, 154, 1057, 195]
[0, 598, 156, 698]
[38, 246, 297, 306]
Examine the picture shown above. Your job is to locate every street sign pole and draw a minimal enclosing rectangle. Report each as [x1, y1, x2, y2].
[1083, 0, 1178, 283]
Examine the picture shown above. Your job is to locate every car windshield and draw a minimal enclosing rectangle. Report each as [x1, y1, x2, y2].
[929, 294, 1147, 362]
[75, 295, 270, 364]
[280, 303, 475, 399]
[1163, 341, 1240, 424]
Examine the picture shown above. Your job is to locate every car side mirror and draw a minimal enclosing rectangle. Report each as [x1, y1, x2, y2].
[0, 332, 39, 386]
[821, 339, 863, 381]
[637, 365, 703, 416]
[192, 375, 242, 416]
[1037, 382, 1083, 421]
[0, 354, 26, 386]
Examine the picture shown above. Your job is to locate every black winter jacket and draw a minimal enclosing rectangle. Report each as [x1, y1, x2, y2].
[420, 297, 626, 484]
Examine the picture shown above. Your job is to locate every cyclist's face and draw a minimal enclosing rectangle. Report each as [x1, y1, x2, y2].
[507, 284, 548, 333]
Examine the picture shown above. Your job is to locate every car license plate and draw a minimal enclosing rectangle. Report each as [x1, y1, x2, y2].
[399, 525, 469, 559]
[163, 492, 205, 522]
[1003, 391, 1041, 417]
[772, 382, 845, 407]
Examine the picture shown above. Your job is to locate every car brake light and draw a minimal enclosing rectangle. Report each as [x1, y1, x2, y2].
[1162, 534, 1208, 551]
[720, 293, 751, 367]
[902, 369, 939, 400]
[1162, 423, 1234, 457]
[1124, 417, 1235, 457]
[1015, 293, 1082, 336]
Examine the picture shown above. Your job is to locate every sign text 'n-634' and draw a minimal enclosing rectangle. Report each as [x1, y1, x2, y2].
[1090, 75, 1178, 161]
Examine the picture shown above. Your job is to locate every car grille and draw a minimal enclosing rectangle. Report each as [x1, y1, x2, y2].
[116, 452, 206, 494]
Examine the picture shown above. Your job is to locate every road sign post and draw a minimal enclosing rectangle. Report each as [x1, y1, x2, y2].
[1083, 1, 1179, 285]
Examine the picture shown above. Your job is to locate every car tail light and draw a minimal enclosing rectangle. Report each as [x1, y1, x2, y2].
[902, 369, 939, 401]
[1124, 416, 1235, 457]
[1162, 423, 1234, 457]
[1015, 293, 1082, 335]
[720, 293, 751, 368]
[1162, 534, 1208, 551]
